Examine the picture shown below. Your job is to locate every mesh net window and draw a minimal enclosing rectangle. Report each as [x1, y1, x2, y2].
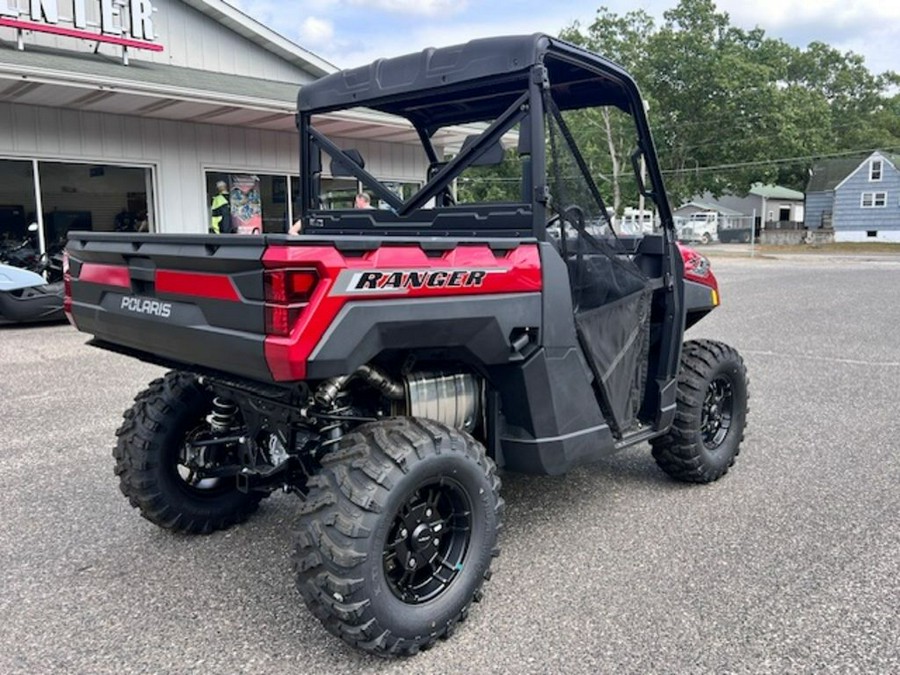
[545, 93, 651, 436]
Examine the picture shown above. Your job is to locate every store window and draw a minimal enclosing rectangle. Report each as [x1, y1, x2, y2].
[320, 178, 358, 210]
[0, 159, 40, 264]
[205, 173, 291, 234]
[39, 162, 153, 252]
[1, 158, 153, 261]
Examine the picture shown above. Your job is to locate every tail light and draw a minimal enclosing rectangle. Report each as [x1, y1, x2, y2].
[264, 269, 318, 337]
[677, 244, 719, 305]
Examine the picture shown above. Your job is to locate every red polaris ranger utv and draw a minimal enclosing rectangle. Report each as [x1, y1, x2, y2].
[65, 35, 748, 656]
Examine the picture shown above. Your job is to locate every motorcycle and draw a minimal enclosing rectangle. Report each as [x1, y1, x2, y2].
[0, 224, 65, 325]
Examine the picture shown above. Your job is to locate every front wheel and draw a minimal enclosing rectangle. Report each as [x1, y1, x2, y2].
[114, 371, 263, 534]
[651, 340, 749, 483]
[293, 418, 503, 656]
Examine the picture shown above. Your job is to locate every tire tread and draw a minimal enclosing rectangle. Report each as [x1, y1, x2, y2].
[292, 417, 502, 657]
[651, 339, 750, 483]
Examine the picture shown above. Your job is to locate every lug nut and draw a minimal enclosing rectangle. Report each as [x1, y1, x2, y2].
[409, 558, 417, 568]
[400, 528, 408, 538]
[425, 509, 432, 517]
[433, 538, 440, 546]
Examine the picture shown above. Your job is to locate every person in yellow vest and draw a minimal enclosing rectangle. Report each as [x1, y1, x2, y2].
[209, 181, 233, 234]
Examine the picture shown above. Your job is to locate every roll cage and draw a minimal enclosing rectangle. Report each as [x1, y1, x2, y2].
[295, 34, 674, 242]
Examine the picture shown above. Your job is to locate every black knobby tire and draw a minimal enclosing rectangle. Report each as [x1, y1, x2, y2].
[293, 417, 503, 657]
[114, 371, 263, 534]
[650, 339, 749, 483]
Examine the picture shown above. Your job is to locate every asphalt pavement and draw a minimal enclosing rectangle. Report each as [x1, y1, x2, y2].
[1, 252, 899, 674]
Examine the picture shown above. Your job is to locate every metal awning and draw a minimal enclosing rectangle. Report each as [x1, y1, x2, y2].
[0, 45, 479, 146]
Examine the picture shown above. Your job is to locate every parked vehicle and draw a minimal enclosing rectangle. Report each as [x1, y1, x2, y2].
[718, 219, 761, 243]
[0, 262, 65, 324]
[618, 207, 657, 235]
[65, 35, 749, 657]
[0, 223, 65, 324]
[675, 211, 719, 245]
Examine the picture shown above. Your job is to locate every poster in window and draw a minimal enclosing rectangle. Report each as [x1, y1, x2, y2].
[230, 174, 263, 234]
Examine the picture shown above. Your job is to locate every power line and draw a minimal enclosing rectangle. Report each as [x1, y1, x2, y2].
[659, 146, 900, 175]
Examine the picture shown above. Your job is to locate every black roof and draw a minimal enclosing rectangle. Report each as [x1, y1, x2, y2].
[297, 34, 638, 129]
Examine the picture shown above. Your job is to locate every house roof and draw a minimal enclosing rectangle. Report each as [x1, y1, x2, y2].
[749, 183, 804, 200]
[807, 151, 900, 193]
[675, 201, 744, 217]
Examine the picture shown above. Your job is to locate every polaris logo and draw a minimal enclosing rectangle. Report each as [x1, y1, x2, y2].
[120, 296, 172, 318]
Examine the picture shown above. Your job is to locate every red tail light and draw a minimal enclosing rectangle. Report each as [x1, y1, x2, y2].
[264, 269, 318, 337]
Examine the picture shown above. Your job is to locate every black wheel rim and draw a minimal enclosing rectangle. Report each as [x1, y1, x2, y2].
[383, 479, 472, 604]
[701, 375, 734, 450]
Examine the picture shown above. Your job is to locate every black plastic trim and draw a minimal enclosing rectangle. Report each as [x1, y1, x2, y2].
[306, 293, 542, 379]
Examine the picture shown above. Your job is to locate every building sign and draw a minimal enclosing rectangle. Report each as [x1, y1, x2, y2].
[0, 0, 163, 55]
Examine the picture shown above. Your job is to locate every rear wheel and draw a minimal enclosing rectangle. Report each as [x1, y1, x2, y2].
[651, 340, 749, 483]
[700, 232, 711, 245]
[293, 417, 503, 656]
[114, 371, 263, 534]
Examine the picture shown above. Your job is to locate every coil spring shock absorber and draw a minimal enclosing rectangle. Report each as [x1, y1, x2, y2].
[317, 390, 352, 454]
[207, 397, 238, 434]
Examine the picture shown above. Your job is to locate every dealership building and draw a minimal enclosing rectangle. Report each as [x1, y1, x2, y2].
[0, 0, 461, 250]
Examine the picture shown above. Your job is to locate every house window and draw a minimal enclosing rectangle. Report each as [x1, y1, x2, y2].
[860, 192, 887, 208]
[869, 159, 883, 181]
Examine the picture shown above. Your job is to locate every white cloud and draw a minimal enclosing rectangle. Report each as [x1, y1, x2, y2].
[300, 16, 335, 45]
[319, 9, 590, 68]
[714, 0, 900, 73]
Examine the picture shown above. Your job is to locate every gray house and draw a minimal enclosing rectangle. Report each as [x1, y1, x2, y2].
[804, 151, 900, 242]
[689, 184, 805, 226]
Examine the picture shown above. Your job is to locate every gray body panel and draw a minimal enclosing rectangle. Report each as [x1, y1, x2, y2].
[306, 293, 542, 379]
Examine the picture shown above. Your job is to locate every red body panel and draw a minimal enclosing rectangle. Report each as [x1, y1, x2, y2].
[78, 262, 131, 289]
[74, 264, 242, 300]
[155, 270, 241, 302]
[262, 243, 543, 381]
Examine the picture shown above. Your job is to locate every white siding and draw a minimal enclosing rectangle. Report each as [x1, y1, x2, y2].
[0, 102, 430, 234]
[835, 230, 900, 243]
[0, 0, 316, 83]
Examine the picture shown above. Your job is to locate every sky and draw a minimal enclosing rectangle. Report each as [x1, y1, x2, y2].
[227, 0, 900, 76]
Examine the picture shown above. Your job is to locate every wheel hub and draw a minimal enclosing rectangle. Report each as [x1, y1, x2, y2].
[383, 480, 472, 604]
[701, 376, 734, 450]
[411, 523, 435, 551]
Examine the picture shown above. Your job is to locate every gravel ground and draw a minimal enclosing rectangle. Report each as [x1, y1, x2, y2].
[1, 253, 898, 674]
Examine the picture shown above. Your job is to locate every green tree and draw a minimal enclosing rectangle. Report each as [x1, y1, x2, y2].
[560, 0, 900, 204]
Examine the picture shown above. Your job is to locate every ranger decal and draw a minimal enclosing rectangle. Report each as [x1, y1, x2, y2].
[332, 268, 505, 295]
